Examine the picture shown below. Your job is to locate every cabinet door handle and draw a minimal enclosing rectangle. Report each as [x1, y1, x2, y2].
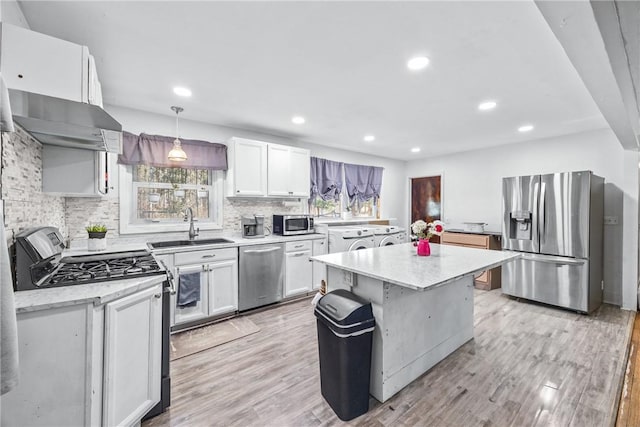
[293, 252, 306, 257]
[294, 245, 303, 248]
[201, 254, 216, 259]
[154, 293, 162, 299]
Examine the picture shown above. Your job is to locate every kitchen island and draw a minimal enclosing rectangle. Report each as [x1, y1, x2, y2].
[311, 242, 519, 402]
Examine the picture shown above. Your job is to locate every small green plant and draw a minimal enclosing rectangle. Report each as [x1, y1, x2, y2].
[85, 224, 108, 233]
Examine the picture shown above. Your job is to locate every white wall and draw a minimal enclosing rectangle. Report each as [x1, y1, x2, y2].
[405, 128, 627, 306]
[106, 105, 407, 225]
[0, 0, 30, 28]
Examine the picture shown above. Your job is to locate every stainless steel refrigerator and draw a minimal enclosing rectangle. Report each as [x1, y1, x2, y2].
[501, 171, 604, 313]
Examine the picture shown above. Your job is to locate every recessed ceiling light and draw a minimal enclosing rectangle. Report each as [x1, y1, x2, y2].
[291, 116, 305, 125]
[173, 86, 192, 97]
[518, 124, 534, 132]
[411, 147, 421, 153]
[364, 135, 375, 142]
[407, 56, 430, 71]
[478, 101, 497, 111]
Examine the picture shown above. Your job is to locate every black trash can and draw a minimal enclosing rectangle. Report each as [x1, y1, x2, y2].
[314, 289, 376, 421]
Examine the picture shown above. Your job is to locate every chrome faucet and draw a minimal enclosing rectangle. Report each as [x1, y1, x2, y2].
[185, 207, 199, 240]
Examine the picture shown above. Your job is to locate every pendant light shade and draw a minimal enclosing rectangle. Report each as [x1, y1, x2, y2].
[168, 106, 187, 162]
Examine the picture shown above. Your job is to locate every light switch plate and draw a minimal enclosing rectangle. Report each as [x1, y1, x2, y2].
[604, 216, 618, 225]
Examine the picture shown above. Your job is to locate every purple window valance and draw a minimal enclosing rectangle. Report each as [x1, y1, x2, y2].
[344, 163, 383, 203]
[118, 131, 228, 170]
[310, 157, 343, 201]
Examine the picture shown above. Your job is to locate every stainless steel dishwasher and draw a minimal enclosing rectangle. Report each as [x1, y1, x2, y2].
[239, 243, 285, 311]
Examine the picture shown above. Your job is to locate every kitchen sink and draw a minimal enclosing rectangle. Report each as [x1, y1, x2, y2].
[148, 238, 235, 249]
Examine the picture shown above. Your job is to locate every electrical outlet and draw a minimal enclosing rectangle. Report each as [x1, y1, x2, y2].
[604, 216, 619, 225]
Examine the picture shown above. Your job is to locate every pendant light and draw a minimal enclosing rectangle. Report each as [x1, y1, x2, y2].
[168, 106, 187, 162]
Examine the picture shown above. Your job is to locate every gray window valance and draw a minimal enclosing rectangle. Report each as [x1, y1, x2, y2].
[118, 131, 228, 170]
[344, 163, 383, 203]
[310, 157, 343, 201]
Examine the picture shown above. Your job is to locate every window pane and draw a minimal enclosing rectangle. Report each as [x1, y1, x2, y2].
[134, 165, 210, 185]
[350, 199, 374, 217]
[312, 198, 340, 218]
[136, 187, 210, 221]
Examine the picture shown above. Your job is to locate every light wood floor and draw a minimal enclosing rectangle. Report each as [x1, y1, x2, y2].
[143, 289, 633, 427]
[616, 313, 640, 427]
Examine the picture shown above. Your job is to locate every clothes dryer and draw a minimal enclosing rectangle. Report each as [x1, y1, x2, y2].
[327, 226, 375, 253]
[370, 225, 407, 247]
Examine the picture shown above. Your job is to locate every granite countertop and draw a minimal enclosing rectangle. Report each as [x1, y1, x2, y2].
[310, 243, 520, 292]
[14, 275, 166, 313]
[149, 232, 326, 255]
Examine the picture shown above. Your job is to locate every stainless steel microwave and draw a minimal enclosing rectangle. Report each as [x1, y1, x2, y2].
[272, 214, 315, 235]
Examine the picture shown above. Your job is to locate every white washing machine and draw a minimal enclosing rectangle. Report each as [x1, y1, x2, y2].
[327, 226, 376, 253]
[371, 225, 407, 247]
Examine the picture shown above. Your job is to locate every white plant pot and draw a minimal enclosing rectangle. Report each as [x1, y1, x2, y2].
[88, 237, 107, 251]
[173, 189, 185, 198]
[148, 193, 161, 203]
[197, 190, 208, 198]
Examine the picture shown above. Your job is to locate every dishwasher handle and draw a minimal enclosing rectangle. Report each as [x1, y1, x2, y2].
[243, 247, 282, 254]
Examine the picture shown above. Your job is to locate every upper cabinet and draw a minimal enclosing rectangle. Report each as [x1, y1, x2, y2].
[226, 137, 310, 198]
[267, 145, 310, 197]
[1, 23, 103, 106]
[227, 138, 268, 196]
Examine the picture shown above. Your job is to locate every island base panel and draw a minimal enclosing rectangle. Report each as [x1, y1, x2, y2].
[327, 268, 475, 403]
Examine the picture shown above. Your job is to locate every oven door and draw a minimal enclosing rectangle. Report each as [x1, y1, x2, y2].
[284, 217, 311, 234]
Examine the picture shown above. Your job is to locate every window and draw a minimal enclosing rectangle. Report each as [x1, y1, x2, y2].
[350, 198, 375, 217]
[311, 197, 341, 218]
[119, 164, 223, 234]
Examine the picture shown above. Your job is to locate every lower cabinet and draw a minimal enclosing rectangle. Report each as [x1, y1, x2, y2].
[0, 282, 163, 427]
[170, 247, 238, 328]
[284, 240, 313, 297]
[312, 238, 328, 290]
[441, 232, 502, 290]
[103, 285, 163, 426]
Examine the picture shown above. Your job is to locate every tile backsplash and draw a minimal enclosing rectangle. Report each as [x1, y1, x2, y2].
[1, 129, 66, 243]
[1, 127, 308, 246]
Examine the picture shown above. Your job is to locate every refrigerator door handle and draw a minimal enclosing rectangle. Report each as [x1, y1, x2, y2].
[520, 253, 586, 266]
[539, 181, 546, 244]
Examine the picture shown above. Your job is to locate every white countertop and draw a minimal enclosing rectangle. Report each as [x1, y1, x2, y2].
[14, 275, 167, 313]
[149, 232, 326, 255]
[311, 243, 520, 291]
[17, 233, 326, 313]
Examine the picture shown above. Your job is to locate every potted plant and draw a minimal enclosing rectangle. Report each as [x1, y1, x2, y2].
[86, 223, 108, 251]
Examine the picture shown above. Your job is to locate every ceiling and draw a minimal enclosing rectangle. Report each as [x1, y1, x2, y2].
[17, 0, 609, 161]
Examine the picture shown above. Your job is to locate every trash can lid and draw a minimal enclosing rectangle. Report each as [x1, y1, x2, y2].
[315, 289, 373, 326]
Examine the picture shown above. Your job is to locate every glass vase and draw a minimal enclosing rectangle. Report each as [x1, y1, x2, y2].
[417, 239, 431, 256]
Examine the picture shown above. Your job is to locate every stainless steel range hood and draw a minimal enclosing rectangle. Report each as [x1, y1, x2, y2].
[8, 89, 122, 153]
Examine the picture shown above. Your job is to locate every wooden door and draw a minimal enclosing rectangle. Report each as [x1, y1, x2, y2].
[410, 176, 442, 243]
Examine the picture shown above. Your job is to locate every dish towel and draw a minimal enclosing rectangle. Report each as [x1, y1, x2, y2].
[0, 203, 19, 394]
[177, 272, 201, 307]
[0, 72, 15, 132]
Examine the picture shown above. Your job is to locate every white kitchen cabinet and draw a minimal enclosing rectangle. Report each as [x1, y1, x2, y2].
[173, 264, 210, 325]
[226, 137, 310, 199]
[0, 23, 103, 105]
[207, 258, 239, 316]
[103, 284, 162, 427]
[171, 247, 238, 328]
[312, 238, 328, 290]
[0, 282, 163, 427]
[42, 145, 114, 197]
[227, 138, 268, 196]
[288, 147, 311, 197]
[267, 144, 310, 197]
[284, 240, 313, 297]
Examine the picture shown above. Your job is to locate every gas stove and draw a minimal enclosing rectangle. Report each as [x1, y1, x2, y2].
[35, 251, 166, 289]
[14, 227, 166, 291]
